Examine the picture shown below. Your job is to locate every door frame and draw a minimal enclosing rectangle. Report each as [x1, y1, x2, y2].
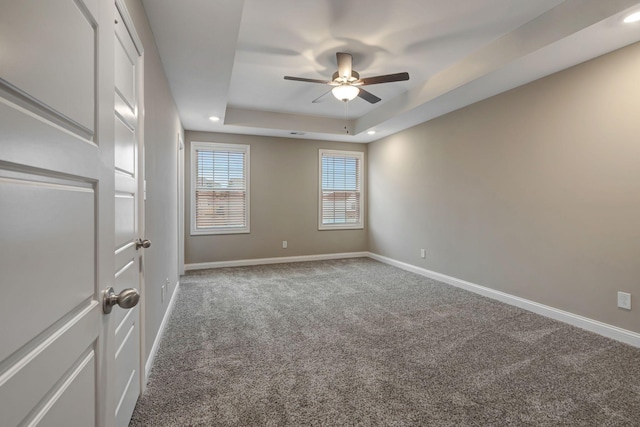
[178, 133, 185, 276]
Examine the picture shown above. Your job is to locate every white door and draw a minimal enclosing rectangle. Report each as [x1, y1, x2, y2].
[0, 0, 143, 426]
[112, 4, 145, 426]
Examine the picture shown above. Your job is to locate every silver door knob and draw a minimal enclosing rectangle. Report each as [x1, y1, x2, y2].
[135, 238, 151, 250]
[103, 287, 140, 314]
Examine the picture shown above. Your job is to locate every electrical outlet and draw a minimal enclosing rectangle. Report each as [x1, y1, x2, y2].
[618, 292, 631, 310]
[420, 248, 426, 259]
[282, 240, 288, 249]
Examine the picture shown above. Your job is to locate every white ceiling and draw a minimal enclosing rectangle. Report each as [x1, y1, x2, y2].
[142, 0, 640, 143]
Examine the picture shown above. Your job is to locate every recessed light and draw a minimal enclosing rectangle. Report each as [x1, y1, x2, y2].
[367, 130, 376, 135]
[208, 116, 220, 122]
[624, 11, 640, 23]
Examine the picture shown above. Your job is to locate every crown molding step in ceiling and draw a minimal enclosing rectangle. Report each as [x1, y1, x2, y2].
[142, 0, 640, 142]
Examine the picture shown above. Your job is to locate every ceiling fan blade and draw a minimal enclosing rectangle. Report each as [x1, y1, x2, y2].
[336, 52, 353, 80]
[357, 72, 409, 86]
[284, 76, 332, 84]
[311, 89, 333, 103]
[357, 88, 381, 104]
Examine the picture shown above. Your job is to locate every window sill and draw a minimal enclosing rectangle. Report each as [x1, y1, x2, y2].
[190, 228, 250, 236]
[318, 224, 364, 231]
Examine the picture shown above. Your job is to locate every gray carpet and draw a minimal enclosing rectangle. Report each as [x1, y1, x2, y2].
[130, 258, 640, 426]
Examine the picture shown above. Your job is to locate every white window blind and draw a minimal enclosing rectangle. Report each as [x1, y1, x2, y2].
[319, 149, 363, 230]
[191, 142, 250, 235]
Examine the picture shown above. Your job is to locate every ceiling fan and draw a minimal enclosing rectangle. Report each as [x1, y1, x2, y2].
[284, 52, 409, 104]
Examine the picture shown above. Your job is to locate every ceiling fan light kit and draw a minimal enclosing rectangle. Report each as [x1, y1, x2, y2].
[332, 84, 359, 102]
[284, 52, 409, 105]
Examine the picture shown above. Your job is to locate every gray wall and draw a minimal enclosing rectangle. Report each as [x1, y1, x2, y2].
[368, 42, 640, 333]
[185, 131, 368, 264]
[125, 0, 184, 361]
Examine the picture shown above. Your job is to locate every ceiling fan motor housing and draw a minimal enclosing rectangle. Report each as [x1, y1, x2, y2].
[332, 70, 360, 83]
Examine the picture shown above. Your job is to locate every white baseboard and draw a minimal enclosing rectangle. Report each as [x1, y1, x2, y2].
[367, 252, 640, 348]
[145, 280, 181, 378]
[185, 252, 369, 271]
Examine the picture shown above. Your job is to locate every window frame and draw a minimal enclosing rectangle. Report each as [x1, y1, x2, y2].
[318, 149, 364, 231]
[190, 141, 250, 236]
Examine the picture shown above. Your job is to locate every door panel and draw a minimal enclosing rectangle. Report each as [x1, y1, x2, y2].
[115, 117, 136, 175]
[34, 353, 96, 427]
[113, 7, 143, 426]
[115, 92, 137, 129]
[0, 0, 96, 132]
[113, 257, 138, 328]
[115, 193, 136, 247]
[115, 242, 137, 275]
[115, 35, 136, 110]
[114, 315, 140, 427]
[0, 0, 106, 427]
[115, 365, 140, 427]
[0, 1, 144, 425]
[0, 100, 98, 180]
[0, 305, 99, 427]
[0, 175, 95, 362]
[0, 0, 115, 425]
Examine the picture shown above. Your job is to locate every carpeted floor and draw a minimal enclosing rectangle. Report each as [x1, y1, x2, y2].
[130, 258, 640, 426]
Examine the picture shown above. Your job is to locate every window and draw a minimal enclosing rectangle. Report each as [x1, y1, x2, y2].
[191, 142, 250, 235]
[319, 149, 364, 230]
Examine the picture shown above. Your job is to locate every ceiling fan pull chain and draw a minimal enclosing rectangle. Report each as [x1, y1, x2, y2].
[344, 100, 349, 134]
